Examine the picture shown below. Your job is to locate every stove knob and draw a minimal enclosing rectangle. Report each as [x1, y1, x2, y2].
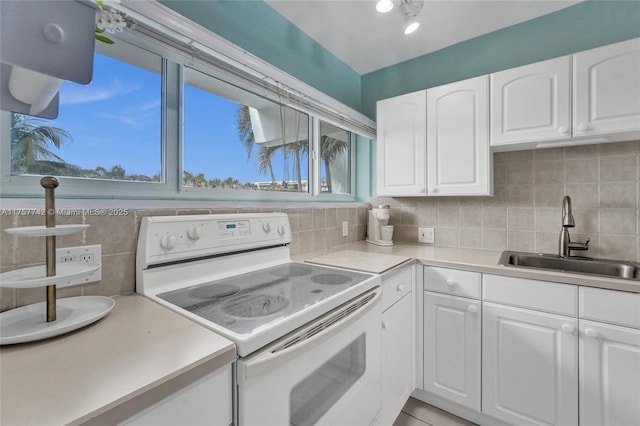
[263, 222, 272, 233]
[160, 233, 177, 250]
[187, 225, 201, 240]
[277, 225, 286, 236]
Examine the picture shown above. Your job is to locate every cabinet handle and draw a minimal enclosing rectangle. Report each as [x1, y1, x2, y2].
[578, 124, 590, 132]
[446, 279, 458, 288]
[561, 324, 574, 333]
[382, 321, 390, 330]
[429, 187, 438, 194]
[396, 284, 404, 292]
[558, 126, 569, 135]
[467, 305, 478, 314]
[584, 328, 598, 338]
[418, 187, 426, 193]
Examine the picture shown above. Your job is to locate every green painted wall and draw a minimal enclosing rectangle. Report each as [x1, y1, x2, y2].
[159, 0, 362, 112]
[361, 0, 640, 118]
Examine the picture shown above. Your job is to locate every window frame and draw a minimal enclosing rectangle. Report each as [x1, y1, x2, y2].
[0, 6, 363, 202]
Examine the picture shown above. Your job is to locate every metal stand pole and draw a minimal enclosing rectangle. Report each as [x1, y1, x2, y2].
[41, 176, 59, 322]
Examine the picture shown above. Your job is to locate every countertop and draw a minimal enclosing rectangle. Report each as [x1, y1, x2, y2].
[294, 242, 640, 293]
[0, 293, 236, 426]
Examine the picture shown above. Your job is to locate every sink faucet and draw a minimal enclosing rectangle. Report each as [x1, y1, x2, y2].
[559, 195, 590, 258]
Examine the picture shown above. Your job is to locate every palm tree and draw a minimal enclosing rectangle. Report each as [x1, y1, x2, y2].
[237, 105, 278, 184]
[10, 113, 72, 174]
[236, 104, 309, 191]
[320, 135, 349, 193]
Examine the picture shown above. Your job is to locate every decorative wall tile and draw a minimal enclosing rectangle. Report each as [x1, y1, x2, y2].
[460, 228, 483, 249]
[599, 182, 636, 208]
[507, 207, 534, 230]
[508, 230, 535, 252]
[387, 141, 639, 263]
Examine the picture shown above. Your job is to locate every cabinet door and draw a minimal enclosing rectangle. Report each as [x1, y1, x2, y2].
[491, 56, 571, 146]
[427, 76, 492, 196]
[574, 38, 640, 137]
[121, 364, 232, 426]
[379, 293, 414, 425]
[482, 303, 578, 426]
[376, 90, 427, 196]
[423, 292, 481, 411]
[580, 320, 640, 426]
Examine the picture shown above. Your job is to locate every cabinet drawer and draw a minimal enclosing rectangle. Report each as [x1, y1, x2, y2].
[381, 267, 412, 312]
[580, 287, 640, 329]
[483, 274, 577, 316]
[423, 266, 481, 299]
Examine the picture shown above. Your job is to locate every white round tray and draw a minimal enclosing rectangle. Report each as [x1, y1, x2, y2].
[0, 296, 115, 345]
[0, 263, 101, 288]
[4, 224, 90, 237]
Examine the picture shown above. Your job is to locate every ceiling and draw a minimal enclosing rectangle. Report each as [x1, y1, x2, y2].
[265, 0, 581, 74]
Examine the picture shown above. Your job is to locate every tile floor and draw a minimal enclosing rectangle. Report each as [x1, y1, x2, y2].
[393, 398, 477, 426]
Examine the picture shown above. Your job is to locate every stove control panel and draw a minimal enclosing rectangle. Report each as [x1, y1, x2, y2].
[138, 213, 291, 267]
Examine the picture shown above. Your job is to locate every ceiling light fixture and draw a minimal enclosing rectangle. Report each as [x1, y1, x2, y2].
[375, 0, 394, 13]
[399, 0, 423, 35]
[376, 0, 423, 35]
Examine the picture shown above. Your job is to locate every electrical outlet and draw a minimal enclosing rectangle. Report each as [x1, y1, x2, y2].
[418, 227, 435, 244]
[342, 221, 349, 237]
[56, 244, 102, 285]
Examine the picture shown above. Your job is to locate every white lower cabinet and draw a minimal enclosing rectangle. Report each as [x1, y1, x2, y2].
[379, 267, 414, 426]
[579, 287, 640, 426]
[580, 320, 640, 426]
[420, 267, 639, 426]
[482, 302, 578, 426]
[121, 364, 232, 426]
[423, 292, 480, 411]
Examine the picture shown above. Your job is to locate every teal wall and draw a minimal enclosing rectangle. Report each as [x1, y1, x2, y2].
[361, 0, 640, 118]
[159, 0, 362, 112]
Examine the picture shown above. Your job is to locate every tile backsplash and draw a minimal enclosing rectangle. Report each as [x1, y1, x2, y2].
[0, 206, 367, 311]
[371, 140, 640, 263]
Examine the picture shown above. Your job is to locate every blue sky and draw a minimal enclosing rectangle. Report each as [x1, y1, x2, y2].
[46, 52, 307, 183]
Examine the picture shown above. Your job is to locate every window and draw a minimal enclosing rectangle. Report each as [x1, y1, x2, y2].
[183, 67, 310, 192]
[9, 44, 162, 182]
[319, 120, 351, 195]
[0, 10, 367, 201]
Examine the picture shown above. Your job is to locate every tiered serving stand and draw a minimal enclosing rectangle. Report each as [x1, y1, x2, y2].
[0, 177, 113, 345]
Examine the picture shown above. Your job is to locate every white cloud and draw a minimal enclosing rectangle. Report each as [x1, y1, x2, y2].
[139, 99, 161, 111]
[60, 78, 141, 105]
[95, 112, 138, 127]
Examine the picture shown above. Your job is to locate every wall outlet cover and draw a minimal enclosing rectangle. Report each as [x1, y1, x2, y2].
[56, 244, 102, 285]
[418, 227, 435, 244]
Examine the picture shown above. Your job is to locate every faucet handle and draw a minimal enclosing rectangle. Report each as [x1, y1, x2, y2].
[568, 237, 590, 251]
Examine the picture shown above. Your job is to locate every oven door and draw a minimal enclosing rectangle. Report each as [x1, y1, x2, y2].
[236, 288, 382, 426]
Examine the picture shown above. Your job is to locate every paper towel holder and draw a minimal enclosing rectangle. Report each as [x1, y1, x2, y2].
[0, 0, 98, 118]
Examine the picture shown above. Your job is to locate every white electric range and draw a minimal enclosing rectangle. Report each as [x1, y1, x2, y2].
[136, 213, 382, 426]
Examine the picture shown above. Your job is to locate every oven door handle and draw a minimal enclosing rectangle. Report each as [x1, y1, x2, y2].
[237, 287, 381, 380]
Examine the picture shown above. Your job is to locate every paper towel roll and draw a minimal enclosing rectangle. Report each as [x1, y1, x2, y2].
[8, 65, 63, 115]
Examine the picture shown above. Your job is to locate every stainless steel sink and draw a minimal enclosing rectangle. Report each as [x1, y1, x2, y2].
[498, 251, 640, 281]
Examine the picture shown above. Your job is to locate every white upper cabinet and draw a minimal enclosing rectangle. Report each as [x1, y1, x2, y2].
[573, 38, 640, 138]
[491, 56, 571, 147]
[490, 37, 640, 151]
[427, 76, 492, 196]
[376, 90, 427, 196]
